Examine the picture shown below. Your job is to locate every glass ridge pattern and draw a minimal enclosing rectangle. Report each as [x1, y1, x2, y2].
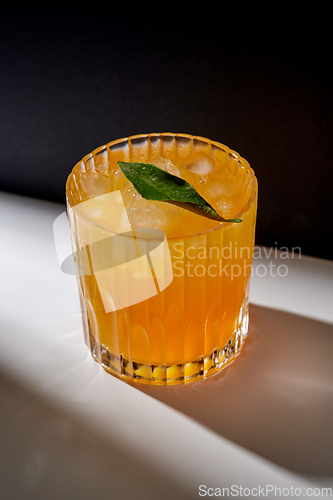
[87, 298, 249, 385]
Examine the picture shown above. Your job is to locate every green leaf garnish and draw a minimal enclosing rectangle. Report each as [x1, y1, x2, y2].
[117, 161, 242, 223]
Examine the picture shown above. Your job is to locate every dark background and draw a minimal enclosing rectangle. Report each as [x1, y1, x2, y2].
[1, 7, 332, 260]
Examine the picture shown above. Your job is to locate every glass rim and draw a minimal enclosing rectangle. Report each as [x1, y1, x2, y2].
[66, 132, 258, 240]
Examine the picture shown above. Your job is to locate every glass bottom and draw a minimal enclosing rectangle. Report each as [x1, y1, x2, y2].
[84, 302, 249, 386]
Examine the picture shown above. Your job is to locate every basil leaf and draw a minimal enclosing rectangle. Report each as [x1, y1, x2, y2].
[117, 161, 242, 223]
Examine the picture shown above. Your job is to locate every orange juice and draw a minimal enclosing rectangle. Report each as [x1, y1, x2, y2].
[66, 133, 257, 385]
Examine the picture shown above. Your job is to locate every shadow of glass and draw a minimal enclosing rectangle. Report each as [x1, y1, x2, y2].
[0, 370, 191, 500]
[137, 304, 333, 480]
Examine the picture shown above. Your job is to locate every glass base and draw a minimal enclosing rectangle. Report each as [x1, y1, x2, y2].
[85, 304, 249, 386]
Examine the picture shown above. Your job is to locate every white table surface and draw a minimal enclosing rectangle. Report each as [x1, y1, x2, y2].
[1, 190, 333, 500]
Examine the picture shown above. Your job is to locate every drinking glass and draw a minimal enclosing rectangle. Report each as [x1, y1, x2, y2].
[66, 133, 258, 385]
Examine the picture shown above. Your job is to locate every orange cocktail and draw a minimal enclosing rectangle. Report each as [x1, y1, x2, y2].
[66, 133, 257, 385]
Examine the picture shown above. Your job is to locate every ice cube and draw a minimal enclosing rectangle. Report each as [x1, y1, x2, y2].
[214, 196, 235, 218]
[77, 171, 113, 199]
[152, 157, 182, 177]
[182, 153, 214, 176]
[112, 165, 128, 191]
[120, 183, 141, 209]
[126, 200, 169, 230]
[203, 180, 230, 199]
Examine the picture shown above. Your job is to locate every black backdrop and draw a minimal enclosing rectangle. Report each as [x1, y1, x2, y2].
[1, 7, 332, 260]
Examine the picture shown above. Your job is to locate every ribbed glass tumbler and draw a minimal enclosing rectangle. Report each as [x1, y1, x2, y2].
[66, 133, 258, 385]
